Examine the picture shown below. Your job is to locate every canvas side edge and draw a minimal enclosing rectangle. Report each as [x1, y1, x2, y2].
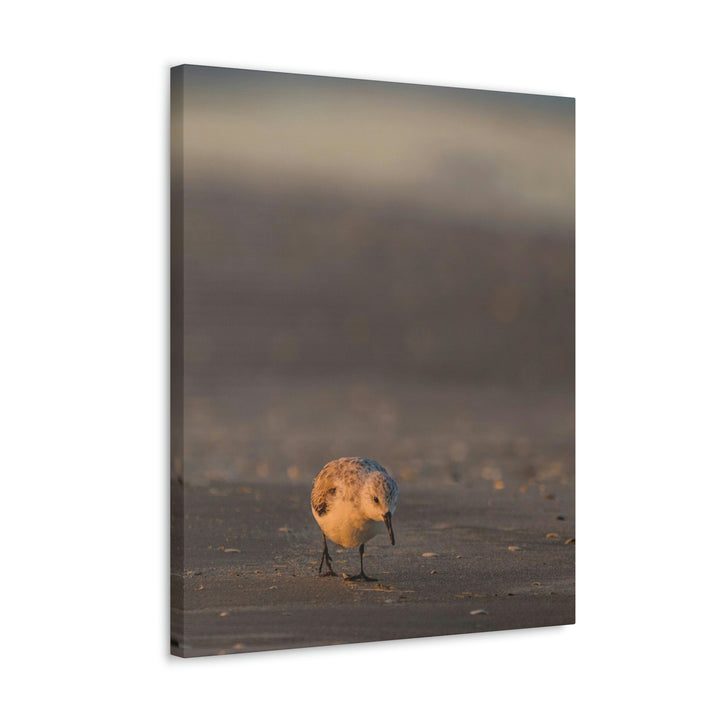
[170, 65, 187, 657]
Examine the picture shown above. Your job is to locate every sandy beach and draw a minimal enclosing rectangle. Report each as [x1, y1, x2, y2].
[171, 381, 574, 657]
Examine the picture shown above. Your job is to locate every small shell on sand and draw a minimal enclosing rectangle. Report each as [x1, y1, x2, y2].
[546, 532, 560, 539]
[508, 546, 522, 552]
[224, 548, 240, 553]
[470, 609, 488, 615]
[565, 537, 575, 545]
[422, 552, 439, 557]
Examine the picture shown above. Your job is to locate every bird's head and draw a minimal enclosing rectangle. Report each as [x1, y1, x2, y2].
[361, 472, 399, 544]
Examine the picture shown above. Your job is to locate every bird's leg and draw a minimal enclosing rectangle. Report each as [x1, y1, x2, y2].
[318, 533, 337, 577]
[343, 543, 377, 582]
[358, 543, 377, 581]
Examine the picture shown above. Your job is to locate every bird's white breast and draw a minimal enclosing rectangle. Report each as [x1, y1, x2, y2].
[312, 500, 383, 548]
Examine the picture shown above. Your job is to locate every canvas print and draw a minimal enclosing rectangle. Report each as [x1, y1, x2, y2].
[171, 65, 575, 657]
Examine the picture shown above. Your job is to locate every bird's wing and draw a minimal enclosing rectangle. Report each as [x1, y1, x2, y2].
[311, 467, 338, 517]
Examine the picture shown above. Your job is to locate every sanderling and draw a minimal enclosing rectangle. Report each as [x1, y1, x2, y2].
[311, 457, 399, 581]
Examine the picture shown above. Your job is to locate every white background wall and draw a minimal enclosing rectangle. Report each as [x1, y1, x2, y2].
[2, 2, 718, 718]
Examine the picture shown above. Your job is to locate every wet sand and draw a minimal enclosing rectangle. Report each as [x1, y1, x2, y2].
[171, 443, 574, 657]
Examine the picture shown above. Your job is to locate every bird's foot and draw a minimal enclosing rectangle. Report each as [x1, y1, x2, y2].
[320, 569, 337, 577]
[342, 572, 377, 582]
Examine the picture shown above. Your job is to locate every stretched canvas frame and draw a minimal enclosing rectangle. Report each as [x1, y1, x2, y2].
[171, 65, 575, 658]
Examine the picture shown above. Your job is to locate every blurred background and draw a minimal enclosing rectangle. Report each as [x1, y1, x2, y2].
[173, 66, 574, 489]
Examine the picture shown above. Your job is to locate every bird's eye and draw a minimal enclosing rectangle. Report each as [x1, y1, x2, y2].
[373, 496, 379, 504]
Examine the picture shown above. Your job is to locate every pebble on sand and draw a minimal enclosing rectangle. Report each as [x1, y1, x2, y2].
[508, 546, 522, 552]
[422, 552, 439, 557]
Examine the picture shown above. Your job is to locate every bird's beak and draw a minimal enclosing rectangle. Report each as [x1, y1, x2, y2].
[383, 512, 395, 545]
